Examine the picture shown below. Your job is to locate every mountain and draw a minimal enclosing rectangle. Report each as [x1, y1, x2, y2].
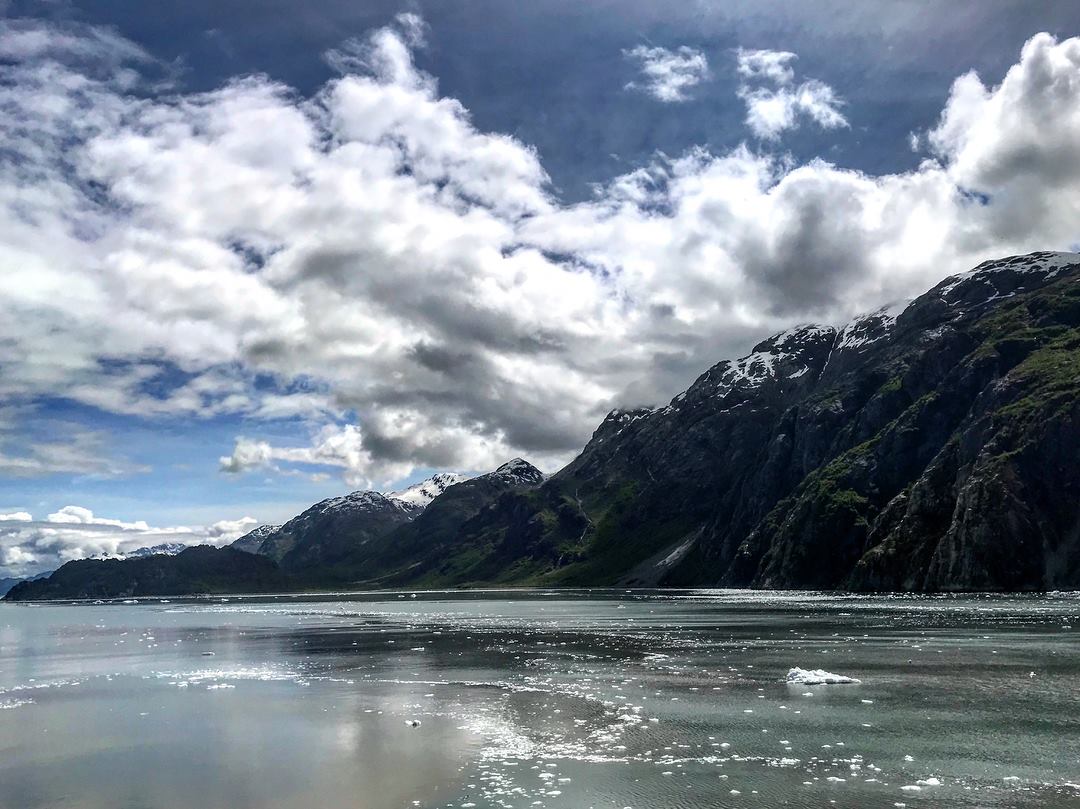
[323, 459, 546, 586]
[254, 491, 420, 570]
[8, 250, 1080, 598]
[4, 546, 287, 601]
[390, 251, 1080, 592]
[244, 472, 471, 570]
[389, 472, 467, 508]
[124, 542, 190, 559]
[0, 570, 53, 596]
[230, 524, 282, 554]
[3, 464, 537, 599]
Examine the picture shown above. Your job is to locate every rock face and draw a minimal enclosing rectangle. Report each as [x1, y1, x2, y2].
[424, 251, 1080, 591]
[4, 547, 286, 600]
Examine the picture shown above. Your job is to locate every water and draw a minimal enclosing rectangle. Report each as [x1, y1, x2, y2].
[2, 590, 1079, 809]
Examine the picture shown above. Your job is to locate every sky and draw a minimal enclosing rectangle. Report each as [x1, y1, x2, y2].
[3, 0, 1080, 577]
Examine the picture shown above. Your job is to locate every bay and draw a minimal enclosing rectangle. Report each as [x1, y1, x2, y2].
[1, 590, 1078, 808]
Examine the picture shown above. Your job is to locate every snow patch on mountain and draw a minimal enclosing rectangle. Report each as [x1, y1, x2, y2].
[309, 490, 420, 518]
[124, 543, 191, 559]
[389, 472, 467, 509]
[937, 250, 1080, 302]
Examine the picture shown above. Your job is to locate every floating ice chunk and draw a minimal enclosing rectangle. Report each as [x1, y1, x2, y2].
[917, 777, 941, 786]
[786, 668, 860, 685]
[405, 719, 421, 728]
[900, 785, 922, 792]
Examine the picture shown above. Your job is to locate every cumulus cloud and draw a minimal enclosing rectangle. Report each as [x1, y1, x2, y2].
[2, 19, 1080, 489]
[0, 506, 259, 577]
[624, 44, 710, 102]
[735, 47, 847, 138]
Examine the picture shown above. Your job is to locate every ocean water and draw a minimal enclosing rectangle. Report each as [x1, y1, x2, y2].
[1, 590, 1078, 808]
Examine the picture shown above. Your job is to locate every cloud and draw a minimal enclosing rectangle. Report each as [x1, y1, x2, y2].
[735, 48, 796, 84]
[3, 20, 1080, 489]
[0, 422, 150, 479]
[624, 45, 709, 102]
[734, 47, 846, 139]
[0, 506, 259, 577]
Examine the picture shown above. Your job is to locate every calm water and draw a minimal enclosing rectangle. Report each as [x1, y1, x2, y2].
[1, 590, 1079, 809]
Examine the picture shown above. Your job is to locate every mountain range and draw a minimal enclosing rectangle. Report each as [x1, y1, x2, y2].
[7, 251, 1080, 600]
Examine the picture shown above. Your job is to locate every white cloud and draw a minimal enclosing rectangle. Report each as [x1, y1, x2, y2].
[0, 506, 259, 577]
[3, 20, 1080, 491]
[734, 47, 847, 139]
[735, 48, 797, 84]
[624, 45, 709, 102]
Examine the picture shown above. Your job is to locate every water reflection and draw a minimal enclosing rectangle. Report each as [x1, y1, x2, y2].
[1, 590, 1079, 808]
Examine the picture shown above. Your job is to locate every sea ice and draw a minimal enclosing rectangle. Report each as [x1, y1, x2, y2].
[786, 668, 860, 685]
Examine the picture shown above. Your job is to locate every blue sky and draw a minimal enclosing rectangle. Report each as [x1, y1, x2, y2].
[2, 0, 1080, 576]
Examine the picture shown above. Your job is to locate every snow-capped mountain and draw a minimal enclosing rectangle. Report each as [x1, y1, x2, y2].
[487, 458, 546, 487]
[389, 472, 467, 508]
[124, 542, 191, 559]
[436, 250, 1080, 592]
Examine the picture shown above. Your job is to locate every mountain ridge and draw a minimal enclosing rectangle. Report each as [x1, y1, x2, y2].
[8, 251, 1080, 600]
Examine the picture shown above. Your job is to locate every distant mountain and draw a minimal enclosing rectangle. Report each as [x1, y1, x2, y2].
[243, 472, 472, 570]
[124, 542, 190, 559]
[0, 570, 53, 597]
[3, 463, 538, 599]
[323, 459, 546, 586]
[230, 524, 281, 555]
[254, 491, 419, 571]
[4, 546, 286, 601]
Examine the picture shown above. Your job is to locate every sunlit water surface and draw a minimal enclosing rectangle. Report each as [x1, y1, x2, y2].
[2, 589, 1079, 809]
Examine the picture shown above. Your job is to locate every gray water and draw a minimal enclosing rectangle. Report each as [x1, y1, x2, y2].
[1, 590, 1078, 809]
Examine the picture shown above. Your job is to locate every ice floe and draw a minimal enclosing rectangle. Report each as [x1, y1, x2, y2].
[785, 668, 860, 685]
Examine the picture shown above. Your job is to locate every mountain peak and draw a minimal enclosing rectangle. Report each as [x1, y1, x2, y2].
[490, 458, 545, 486]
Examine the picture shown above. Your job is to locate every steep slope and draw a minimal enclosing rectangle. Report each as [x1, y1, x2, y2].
[410, 251, 1080, 591]
[230, 524, 282, 554]
[4, 547, 286, 600]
